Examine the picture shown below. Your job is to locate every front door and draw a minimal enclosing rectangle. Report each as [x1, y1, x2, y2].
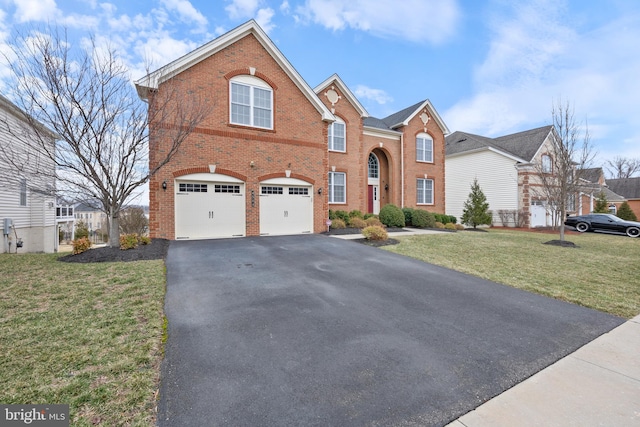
[368, 185, 379, 214]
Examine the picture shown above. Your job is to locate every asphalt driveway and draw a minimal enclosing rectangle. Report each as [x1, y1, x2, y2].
[158, 235, 623, 426]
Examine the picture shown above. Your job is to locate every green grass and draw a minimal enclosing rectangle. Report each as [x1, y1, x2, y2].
[0, 253, 165, 426]
[384, 229, 640, 319]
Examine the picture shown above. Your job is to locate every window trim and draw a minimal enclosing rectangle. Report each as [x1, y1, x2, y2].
[416, 133, 434, 163]
[328, 118, 346, 152]
[417, 178, 434, 205]
[328, 171, 346, 204]
[229, 76, 273, 130]
[368, 153, 379, 179]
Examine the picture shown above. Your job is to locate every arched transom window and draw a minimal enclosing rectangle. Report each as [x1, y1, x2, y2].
[368, 153, 379, 179]
[230, 75, 273, 129]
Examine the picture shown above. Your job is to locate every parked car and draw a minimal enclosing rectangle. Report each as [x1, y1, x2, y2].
[564, 214, 640, 238]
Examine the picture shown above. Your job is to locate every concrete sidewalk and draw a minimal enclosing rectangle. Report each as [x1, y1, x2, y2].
[447, 315, 640, 426]
[330, 227, 449, 240]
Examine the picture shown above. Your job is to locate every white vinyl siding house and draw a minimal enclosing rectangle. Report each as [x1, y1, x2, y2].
[0, 94, 57, 253]
[446, 149, 519, 225]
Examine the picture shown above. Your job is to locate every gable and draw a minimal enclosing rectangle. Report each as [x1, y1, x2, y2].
[135, 20, 334, 123]
[314, 74, 369, 118]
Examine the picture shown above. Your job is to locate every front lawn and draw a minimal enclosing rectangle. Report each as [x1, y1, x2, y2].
[384, 229, 640, 319]
[0, 253, 165, 426]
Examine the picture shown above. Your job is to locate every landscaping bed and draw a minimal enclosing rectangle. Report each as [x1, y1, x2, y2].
[59, 238, 169, 263]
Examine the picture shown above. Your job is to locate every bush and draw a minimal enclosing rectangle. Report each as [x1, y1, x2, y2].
[362, 225, 388, 241]
[434, 222, 445, 229]
[617, 201, 638, 221]
[363, 213, 376, 220]
[434, 213, 457, 225]
[455, 224, 465, 230]
[72, 237, 92, 254]
[75, 220, 89, 240]
[330, 210, 350, 223]
[120, 233, 139, 250]
[444, 223, 456, 230]
[139, 235, 151, 245]
[378, 204, 405, 227]
[412, 209, 436, 228]
[348, 210, 364, 219]
[330, 218, 346, 229]
[365, 217, 384, 228]
[402, 208, 415, 226]
[348, 217, 367, 229]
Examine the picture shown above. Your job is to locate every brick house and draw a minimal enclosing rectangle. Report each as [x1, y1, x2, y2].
[136, 20, 449, 240]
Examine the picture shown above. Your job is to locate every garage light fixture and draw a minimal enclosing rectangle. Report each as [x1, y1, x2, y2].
[318, 187, 323, 195]
[162, 181, 167, 190]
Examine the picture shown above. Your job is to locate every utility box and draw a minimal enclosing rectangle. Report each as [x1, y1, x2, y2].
[3, 218, 12, 235]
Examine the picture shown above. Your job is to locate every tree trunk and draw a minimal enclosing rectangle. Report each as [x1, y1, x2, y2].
[108, 211, 120, 248]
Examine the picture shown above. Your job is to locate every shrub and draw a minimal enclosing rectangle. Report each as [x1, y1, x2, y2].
[348, 217, 367, 229]
[348, 210, 364, 219]
[362, 225, 388, 241]
[75, 220, 89, 240]
[72, 237, 92, 254]
[617, 201, 638, 221]
[455, 224, 465, 230]
[331, 210, 350, 223]
[435, 221, 445, 229]
[139, 235, 151, 245]
[120, 233, 139, 250]
[365, 217, 384, 228]
[363, 213, 376, 220]
[378, 204, 405, 227]
[412, 209, 436, 228]
[434, 213, 457, 225]
[330, 218, 346, 229]
[444, 223, 456, 230]
[402, 208, 415, 226]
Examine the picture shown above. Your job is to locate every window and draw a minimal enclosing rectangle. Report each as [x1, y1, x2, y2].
[417, 178, 434, 204]
[215, 184, 240, 193]
[368, 153, 379, 179]
[19, 178, 27, 206]
[416, 133, 433, 162]
[261, 186, 283, 195]
[179, 183, 208, 192]
[289, 187, 309, 195]
[328, 119, 345, 152]
[230, 76, 273, 129]
[328, 172, 346, 203]
[541, 154, 552, 173]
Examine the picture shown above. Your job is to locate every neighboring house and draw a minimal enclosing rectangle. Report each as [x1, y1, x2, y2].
[0, 94, 57, 253]
[135, 20, 449, 240]
[446, 125, 567, 228]
[575, 167, 626, 215]
[605, 177, 640, 218]
[74, 202, 108, 238]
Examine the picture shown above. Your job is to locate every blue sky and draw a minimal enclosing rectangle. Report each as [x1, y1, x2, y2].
[1, 0, 639, 169]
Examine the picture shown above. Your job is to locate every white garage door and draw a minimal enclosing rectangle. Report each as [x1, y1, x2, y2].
[259, 178, 313, 236]
[175, 176, 245, 240]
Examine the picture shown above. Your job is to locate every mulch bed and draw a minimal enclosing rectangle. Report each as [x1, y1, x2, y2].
[58, 239, 170, 263]
[349, 238, 400, 247]
[323, 227, 407, 235]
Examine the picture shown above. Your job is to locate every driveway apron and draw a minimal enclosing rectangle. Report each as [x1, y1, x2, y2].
[158, 235, 623, 426]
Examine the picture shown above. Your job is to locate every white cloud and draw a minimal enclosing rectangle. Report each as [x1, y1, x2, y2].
[280, 1, 290, 14]
[296, 0, 460, 44]
[10, 0, 59, 23]
[161, 0, 208, 32]
[354, 85, 393, 105]
[225, 0, 261, 19]
[255, 8, 275, 33]
[444, 0, 640, 156]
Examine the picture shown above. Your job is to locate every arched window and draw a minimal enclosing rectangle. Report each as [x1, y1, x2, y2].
[368, 153, 379, 179]
[230, 75, 273, 129]
[328, 118, 346, 152]
[416, 133, 433, 162]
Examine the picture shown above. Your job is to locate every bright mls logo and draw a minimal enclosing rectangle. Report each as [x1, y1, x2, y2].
[1, 405, 69, 426]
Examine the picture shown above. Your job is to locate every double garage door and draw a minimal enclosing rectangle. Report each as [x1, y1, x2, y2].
[175, 174, 313, 240]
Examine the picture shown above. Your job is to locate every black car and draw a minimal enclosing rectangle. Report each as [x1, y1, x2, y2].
[564, 214, 640, 238]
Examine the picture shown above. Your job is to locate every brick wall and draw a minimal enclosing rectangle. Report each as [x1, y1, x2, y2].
[148, 33, 328, 239]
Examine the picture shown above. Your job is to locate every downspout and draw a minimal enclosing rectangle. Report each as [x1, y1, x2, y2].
[400, 133, 404, 208]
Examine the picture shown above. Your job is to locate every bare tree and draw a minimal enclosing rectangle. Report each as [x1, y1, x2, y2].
[605, 156, 640, 179]
[533, 99, 596, 243]
[1, 26, 211, 247]
[119, 206, 149, 235]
